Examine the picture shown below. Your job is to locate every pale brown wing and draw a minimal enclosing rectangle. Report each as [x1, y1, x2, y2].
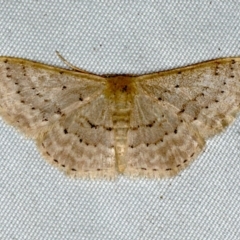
[0, 57, 105, 136]
[124, 58, 240, 177]
[37, 94, 116, 178]
[0, 57, 117, 178]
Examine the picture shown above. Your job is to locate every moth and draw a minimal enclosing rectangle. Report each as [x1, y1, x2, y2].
[0, 52, 239, 178]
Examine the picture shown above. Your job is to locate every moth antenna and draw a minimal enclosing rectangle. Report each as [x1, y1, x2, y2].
[55, 50, 89, 73]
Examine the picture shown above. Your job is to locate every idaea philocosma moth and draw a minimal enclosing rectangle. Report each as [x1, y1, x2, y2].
[0, 52, 239, 178]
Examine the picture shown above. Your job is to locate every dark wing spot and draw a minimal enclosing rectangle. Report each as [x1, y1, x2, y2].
[71, 168, 77, 171]
[166, 168, 172, 171]
[158, 97, 162, 101]
[146, 121, 155, 128]
[54, 159, 59, 163]
[79, 97, 83, 101]
[62, 86, 67, 90]
[175, 84, 179, 88]
[64, 129, 68, 134]
[131, 125, 140, 130]
[121, 85, 128, 92]
[79, 139, 82, 143]
[88, 120, 98, 129]
[56, 108, 62, 115]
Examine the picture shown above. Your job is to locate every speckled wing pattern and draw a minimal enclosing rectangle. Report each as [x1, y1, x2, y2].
[0, 56, 239, 178]
[125, 59, 240, 177]
[0, 58, 116, 178]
